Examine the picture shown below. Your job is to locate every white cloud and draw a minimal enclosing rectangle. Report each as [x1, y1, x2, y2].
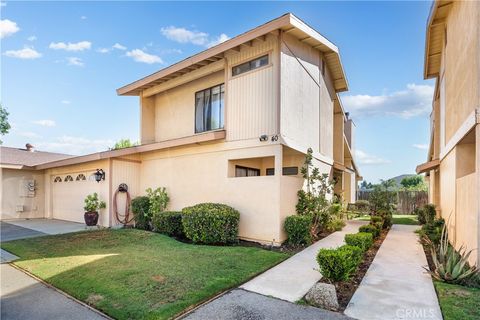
[126, 49, 163, 64]
[67, 57, 84, 67]
[413, 144, 429, 150]
[207, 33, 230, 48]
[161, 26, 229, 48]
[32, 119, 56, 127]
[343, 84, 434, 119]
[49, 41, 91, 51]
[27, 35, 37, 41]
[355, 149, 391, 165]
[97, 47, 110, 54]
[37, 135, 114, 155]
[4, 47, 42, 59]
[61, 100, 71, 105]
[18, 131, 42, 139]
[0, 19, 20, 38]
[80, 16, 87, 20]
[162, 48, 182, 55]
[113, 43, 127, 50]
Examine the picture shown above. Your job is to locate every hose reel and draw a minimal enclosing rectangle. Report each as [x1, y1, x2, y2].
[113, 183, 134, 226]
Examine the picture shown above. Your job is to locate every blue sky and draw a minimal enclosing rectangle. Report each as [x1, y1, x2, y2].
[1, 1, 434, 183]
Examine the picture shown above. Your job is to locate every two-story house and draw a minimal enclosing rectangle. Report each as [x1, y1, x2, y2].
[1, 14, 360, 245]
[416, 0, 479, 265]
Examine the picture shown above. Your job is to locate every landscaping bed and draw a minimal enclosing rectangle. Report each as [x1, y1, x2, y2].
[318, 228, 389, 310]
[1, 229, 289, 320]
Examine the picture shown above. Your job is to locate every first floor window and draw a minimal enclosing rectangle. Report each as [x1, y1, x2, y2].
[235, 166, 260, 177]
[195, 84, 224, 133]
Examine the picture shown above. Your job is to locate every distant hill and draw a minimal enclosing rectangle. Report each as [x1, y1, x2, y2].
[387, 174, 416, 188]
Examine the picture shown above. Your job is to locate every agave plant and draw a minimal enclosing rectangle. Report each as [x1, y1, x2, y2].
[423, 223, 479, 284]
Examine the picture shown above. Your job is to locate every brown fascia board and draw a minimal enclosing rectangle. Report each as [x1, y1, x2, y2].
[416, 159, 440, 174]
[35, 130, 226, 170]
[117, 13, 347, 95]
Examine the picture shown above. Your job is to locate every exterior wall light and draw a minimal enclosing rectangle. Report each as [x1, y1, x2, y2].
[94, 169, 105, 183]
[259, 134, 268, 142]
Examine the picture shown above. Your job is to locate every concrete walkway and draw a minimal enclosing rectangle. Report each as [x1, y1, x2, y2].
[344, 225, 443, 320]
[2, 219, 87, 238]
[182, 289, 351, 320]
[241, 220, 367, 302]
[1, 264, 108, 320]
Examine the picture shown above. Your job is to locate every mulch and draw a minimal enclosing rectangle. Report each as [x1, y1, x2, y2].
[318, 228, 390, 311]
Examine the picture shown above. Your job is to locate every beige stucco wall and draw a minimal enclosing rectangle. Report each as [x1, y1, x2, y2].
[226, 34, 279, 141]
[1, 168, 46, 220]
[154, 71, 225, 142]
[444, 0, 480, 143]
[111, 158, 141, 226]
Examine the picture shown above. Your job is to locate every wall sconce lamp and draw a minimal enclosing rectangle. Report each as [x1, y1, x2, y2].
[94, 169, 105, 183]
[259, 134, 268, 142]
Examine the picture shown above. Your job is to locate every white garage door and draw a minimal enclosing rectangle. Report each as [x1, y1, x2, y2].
[52, 173, 100, 223]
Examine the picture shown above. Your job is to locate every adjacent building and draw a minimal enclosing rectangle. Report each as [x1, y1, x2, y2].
[416, 0, 480, 265]
[1, 14, 360, 245]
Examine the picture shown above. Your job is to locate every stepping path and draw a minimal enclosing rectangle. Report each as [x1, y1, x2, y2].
[241, 220, 367, 302]
[344, 224, 443, 320]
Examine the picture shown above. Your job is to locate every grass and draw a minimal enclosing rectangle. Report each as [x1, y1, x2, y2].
[1, 229, 288, 320]
[434, 281, 480, 320]
[355, 214, 419, 225]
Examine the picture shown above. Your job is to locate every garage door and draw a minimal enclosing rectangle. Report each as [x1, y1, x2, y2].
[52, 173, 100, 223]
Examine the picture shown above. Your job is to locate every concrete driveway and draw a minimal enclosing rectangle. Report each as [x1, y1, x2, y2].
[1, 219, 86, 242]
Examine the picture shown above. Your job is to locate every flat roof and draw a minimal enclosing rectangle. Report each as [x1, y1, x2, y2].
[117, 13, 348, 96]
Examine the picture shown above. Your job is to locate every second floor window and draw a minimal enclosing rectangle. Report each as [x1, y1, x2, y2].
[195, 84, 224, 133]
[232, 55, 269, 76]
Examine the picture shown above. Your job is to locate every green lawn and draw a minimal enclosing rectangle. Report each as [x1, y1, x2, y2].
[1, 229, 288, 319]
[355, 214, 419, 225]
[435, 281, 480, 320]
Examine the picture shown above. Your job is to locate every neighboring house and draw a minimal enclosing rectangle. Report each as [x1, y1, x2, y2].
[1, 14, 360, 245]
[0, 145, 72, 220]
[416, 0, 480, 265]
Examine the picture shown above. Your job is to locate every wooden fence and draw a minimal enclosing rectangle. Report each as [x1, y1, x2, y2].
[356, 190, 428, 214]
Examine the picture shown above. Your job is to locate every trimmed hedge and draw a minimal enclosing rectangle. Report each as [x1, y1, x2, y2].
[359, 224, 380, 238]
[317, 245, 363, 281]
[131, 196, 151, 230]
[370, 215, 383, 224]
[417, 204, 436, 225]
[284, 215, 312, 245]
[152, 211, 183, 237]
[345, 232, 374, 252]
[182, 203, 240, 244]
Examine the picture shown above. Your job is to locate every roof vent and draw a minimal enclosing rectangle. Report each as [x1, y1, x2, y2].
[26, 143, 35, 152]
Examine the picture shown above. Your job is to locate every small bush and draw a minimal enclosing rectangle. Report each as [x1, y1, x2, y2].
[152, 211, 183, 237]
[317, 245, 363, 282]
[284, 215, 312, 245]
[374, 221, 384, 231]
[359, 224, 380, 238]
[131, 196, 151, 230]
[325, 218, 346, 232]
[182, 203, 240, 244]
[421, 218, 445, 245]
[370, 215, 383, 223]
[345, 232, 374, 252]
[418, 204, 436, 225]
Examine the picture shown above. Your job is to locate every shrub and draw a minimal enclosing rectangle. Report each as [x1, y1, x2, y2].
[284, 215, 312, 245]
[131, 196, 151, 230]
[355, 200, 370, 212]
[420, 218, 445, 245]
[83, 193, 106, 212]
[345, 232, 374, 252]
[146, 187, 169, 217]
[418, 204, 436, 225]
[317, 245, 363, 282]
[182, 203, 240, 244]
[377, 209, 392, 229]
[152, 211, 183, 237]
[325, 218, 346, 232]
[359, 224, 380, 238]
[370, 215, 383, 224]
[374, 221, 384, 232]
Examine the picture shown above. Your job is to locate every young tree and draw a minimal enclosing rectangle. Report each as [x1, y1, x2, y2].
[0, 104, 11, 144]
[400, 175, 427, 191]
[111, 138, 138, 150]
